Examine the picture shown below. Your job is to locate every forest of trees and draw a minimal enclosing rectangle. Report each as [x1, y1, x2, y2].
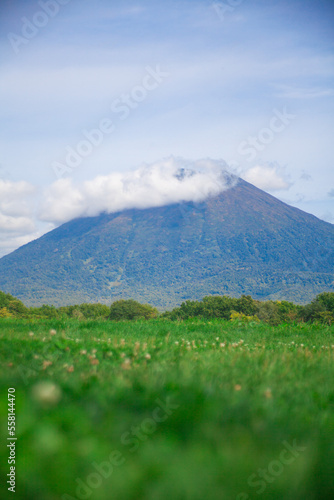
[1, 290, 334, 325]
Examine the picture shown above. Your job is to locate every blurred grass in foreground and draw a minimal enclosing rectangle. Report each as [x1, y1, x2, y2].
[0, 318, 333, 500]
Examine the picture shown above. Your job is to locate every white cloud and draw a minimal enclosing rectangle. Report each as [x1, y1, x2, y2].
[0, 180, 37, 228]
[39, 157, 235, 224]
[242, 164, 292, 191]
[0, 179, 38, 256]
[0, 179, 36, 215]
[0, 179, 36, 219]
[0, 214, 35, 233]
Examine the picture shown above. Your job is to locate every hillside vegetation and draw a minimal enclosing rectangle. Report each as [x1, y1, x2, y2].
[1, 290, 333, 325]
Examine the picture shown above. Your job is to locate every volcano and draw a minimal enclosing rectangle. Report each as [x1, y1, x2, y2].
[0, 178, 333, 308]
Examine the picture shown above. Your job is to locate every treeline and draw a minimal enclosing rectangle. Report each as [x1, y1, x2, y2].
[163, 293, 334, 325]
[0, 293, 158, 322]
[0, 290, 333, 325]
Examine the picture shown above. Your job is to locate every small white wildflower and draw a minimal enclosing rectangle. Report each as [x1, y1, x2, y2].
[31, 381, 62, 406]
[121, 358, 131, 370]
[264, 388, 272, 399]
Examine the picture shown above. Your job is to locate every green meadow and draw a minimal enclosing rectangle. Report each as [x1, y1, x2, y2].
[1, 318, 334, 500]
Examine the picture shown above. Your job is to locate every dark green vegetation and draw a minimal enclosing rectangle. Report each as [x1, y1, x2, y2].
[108, 299, 158, 321]
[0, 318, 334, 500]
[0, 178, 333, 308]
[1, 289, 334, 325]
[165, 293, 334, 325]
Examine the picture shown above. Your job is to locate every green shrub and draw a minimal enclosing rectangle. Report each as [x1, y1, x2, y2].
[315, 292, 334, 313]
[234, 294, 258, 316]
[166, 295, 259, 321]
[230, 311, 260, 323]
[58, 303, 110, 320]
[299, 300, 334, 325]
[0, 306, 13, 318]
[0, 290, 28, 318]
[108, 299, 159, 321]
[29, 304, 60, 319]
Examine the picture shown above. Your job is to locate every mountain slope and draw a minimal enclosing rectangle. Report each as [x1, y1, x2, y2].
[0, 178, 333, 308]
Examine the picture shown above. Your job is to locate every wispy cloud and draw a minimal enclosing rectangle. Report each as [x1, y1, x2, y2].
[242, 164, 293, 191]
[0, 179, 36, 222]
[274, 85, 334, 99]
[0, 179, 39, 256]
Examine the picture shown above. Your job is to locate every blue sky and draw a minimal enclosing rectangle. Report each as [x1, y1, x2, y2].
[0, 0, 333, 256]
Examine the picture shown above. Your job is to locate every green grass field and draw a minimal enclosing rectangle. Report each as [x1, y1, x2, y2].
[1, 318, 334, 500]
